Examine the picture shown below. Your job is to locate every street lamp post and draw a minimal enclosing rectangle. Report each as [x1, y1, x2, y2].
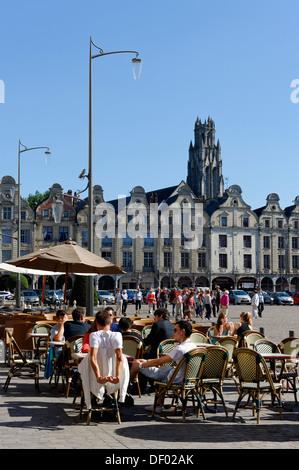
[86, 37, 142, 316]
[16, 140, 51, 308]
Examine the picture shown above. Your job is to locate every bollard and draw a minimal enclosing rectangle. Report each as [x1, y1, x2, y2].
[259, 327, 265, 335]
[289, 330, 295, 337]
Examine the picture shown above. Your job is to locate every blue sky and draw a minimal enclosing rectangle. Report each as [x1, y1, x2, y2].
[0, 0, 298, 211]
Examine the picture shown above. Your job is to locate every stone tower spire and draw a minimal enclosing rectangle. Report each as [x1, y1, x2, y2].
[187, 116, 224, 199]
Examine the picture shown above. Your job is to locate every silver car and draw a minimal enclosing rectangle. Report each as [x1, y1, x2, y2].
[22, 290, 40, 306]
[229, 290, 251, 305]
[97, 290, 115, 305]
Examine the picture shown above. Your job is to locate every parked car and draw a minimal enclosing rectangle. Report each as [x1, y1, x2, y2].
[44, 290, 64, 305]
[22, 290, 40, 306]
[0, 290, 14, 300]
[292, 292, 299, 305]
[229, 290, 251, 305]
[272, 292, 294, 305]
[126, 289, 138, 303]
[263, 292, 274, 305]
[97, 290, 115, 305]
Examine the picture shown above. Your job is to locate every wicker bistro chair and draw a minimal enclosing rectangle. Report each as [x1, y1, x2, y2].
[232, 347, 283, 424]
[151, 347, 207, 422]
[62, 335, 84, 398]
[32, 323, 52, 365]
[190, 332, 211, 344]
[122, 335, 144, 397]
[141, 325, 152, 340]
[253, 339, 282, 381]
[198, 345, 229, 416]
[277, 337, 299, 403]
[3, 330, 41, 392]
[157, 338, 179, 365]
[216, 337, 239, 392]
[240, 330, 265, 349]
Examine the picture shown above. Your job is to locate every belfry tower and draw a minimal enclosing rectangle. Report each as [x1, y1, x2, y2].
[187, 117, 224, 200]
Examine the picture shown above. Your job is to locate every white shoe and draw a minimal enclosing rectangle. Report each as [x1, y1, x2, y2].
[145, 405, 163, 413]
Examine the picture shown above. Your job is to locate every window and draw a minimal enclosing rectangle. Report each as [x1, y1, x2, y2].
[81, 231, 88, 248]
[21, 211, 26, 220]
[144, 233, 154, 247]
[219, 235, 227, 248]
[2, 250, 11, 262]
[2, 229, 11, 244]
[181, 252, 189, 268]
[43, 226, 53, 242]
[123, 252, 132, 268]
[102, 251, 111, 262]
[295, 221, 299, 230]
[122, 234, 132, 246]
[144, 252, 153, 268]
[263, 236, 270, 249]
[292, 237, 299, 250]
[221, 216, 227, 227]
[278, 236, 285, 249]
[21, 230, 30, 244]
[198, 252, 206, 268]
[43, 209, 49, 217]
[292, 256, 299, 269]
[3, 207, 11, 220]
[164, 252, 171, 268]
[63, 210, 69, 219]
[264, 255, 270, 269]
[264, 219, 270, 228]
[164, 237, 172, 246]
[243, 235, 251, 248]
[59, 226, 68, 242]
[242, 217, 249, 228]
[219, 253, 227, 268]
[102, 235, 112, 247]
[244, 254, 252, 269]
[277, 220, 283, 229]
[278, 255, 285, 269]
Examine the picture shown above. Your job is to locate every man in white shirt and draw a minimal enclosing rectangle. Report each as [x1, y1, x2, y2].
[114, 288, 123, 316]
[130, 320, 196, 412]
[251, 289, 259, 319]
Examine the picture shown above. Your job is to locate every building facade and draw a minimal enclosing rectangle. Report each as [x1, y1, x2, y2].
[1, 117, 299, 294]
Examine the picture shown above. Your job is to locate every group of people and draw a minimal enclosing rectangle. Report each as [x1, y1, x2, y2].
[115, 288, 143, 316]
[146, 286, 230, 322]
[49, 302, 254, 413]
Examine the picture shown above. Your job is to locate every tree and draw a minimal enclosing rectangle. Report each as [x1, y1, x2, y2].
[24, 190, 50, 211]
[6, 274, 28, 291]
[70, 276, 98, 309]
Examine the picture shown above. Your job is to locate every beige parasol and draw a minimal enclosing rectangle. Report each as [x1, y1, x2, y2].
[6, 238, 125, 304]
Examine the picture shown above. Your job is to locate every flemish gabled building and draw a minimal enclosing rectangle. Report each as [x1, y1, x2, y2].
[1, 116, 299, 294]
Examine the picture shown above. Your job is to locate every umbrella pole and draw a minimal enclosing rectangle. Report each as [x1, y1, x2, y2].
[64, 270, 69, 306]
[40, 275, 46, 314]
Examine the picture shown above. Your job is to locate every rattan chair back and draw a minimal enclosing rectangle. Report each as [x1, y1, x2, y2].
[122, 336, 143, 359]
[190, 332, 210, 344]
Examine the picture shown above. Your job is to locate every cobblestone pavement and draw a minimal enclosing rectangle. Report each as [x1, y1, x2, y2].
[0, 303, 299, 451]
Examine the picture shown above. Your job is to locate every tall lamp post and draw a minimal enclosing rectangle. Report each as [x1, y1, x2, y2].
[16, 140, 51, 308]
[86, 37, 142, 316]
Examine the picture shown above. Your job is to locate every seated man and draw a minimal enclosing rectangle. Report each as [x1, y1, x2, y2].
[78, 309, 129, 407]
[104, 306, 120, 332]
[131, 320, 196, 412]
[119, 317, 142, 340]
[63, 307, 91, 340]
[50, 309, 68, 357]
[143, 307, 174, 358]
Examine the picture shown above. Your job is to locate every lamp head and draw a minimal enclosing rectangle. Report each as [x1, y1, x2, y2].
[132, 57, 142, 80]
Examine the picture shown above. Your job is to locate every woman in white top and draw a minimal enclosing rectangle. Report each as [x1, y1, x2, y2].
[121, 290, 128, 316]
[134, 288, 143, 314]
[204, 289, 212, 320]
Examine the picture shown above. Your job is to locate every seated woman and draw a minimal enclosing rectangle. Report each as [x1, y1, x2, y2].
[233, 312, 253, 346]
[210, 312, 234, 344]
[82, 319, 98, 353]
